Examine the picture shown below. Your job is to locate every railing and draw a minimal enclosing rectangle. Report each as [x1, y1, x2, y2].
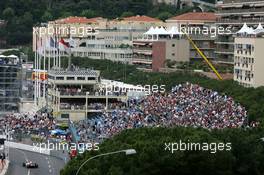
[219, 7, 264, 14]
[217, 18, 264, 24]
[191, 35, 215, 40]
[223, 0, 264, 3]
[215, 48, 234, 53]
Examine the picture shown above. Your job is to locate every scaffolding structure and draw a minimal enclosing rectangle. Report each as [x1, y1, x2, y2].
[0, 56, 22, 115]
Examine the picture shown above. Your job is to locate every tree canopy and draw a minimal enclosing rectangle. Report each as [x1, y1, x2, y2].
[61, 127, 264, 175]
[0, 0, 213, 46]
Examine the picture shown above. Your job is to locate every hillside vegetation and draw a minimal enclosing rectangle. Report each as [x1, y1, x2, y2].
[0, 0, 213, 45]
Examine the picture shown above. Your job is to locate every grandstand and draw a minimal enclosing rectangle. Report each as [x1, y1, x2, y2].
[48, 66, 145, 121]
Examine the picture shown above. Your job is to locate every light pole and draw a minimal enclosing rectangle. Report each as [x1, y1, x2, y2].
[75, 149, 136, 175]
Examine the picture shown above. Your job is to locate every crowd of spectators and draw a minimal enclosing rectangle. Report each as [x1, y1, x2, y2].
[0, 112, 56, 140]
[75, 83, 248, 143]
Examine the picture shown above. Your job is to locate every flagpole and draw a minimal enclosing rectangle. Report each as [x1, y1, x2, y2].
[48, 37, 51, 71]
[38, 47, 40, 103]
[43, 39, 46, 99]
[58, 47, 61, 70]
[36, 45, 39, 104]
[34, 31, 37, 106]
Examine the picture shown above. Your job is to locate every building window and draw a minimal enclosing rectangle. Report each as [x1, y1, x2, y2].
[61, 114, 69, 119]
[172, 53, 175, 56]
[66, 77, 75, 80]
[172, 44, 175, 47]
[56, 77, 64, 80]
[88, 77, 96, 80]
[77, 77, 85, 80]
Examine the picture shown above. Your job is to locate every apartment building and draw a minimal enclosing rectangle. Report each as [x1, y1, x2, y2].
[166, 12, 217, 61]
[234, 24, 264, 88]
[216, 0, 264, 64]
[33, 16, 163, 63]
[133, 27, 189, 71]
[108, 15, 164, 30]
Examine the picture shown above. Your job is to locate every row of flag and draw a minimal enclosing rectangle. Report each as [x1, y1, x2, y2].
[36, 36, 78, 55]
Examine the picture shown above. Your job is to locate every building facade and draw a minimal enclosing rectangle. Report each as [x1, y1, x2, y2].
[216, 0, 264, 64]
[133, 27, 190, 71]
[234, 34, 264, 88]
[48, 67, 129, 121]
[166, 12, 217, 61]
[33, 16, 163, 64]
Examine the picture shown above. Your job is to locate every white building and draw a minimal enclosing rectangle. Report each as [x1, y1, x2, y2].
[234, 23, 264, 88]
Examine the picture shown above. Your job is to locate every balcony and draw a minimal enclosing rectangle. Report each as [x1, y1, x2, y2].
[218, 7, 264, 15]
[215, 48, 234, 54]
[217, 18, 264, 24]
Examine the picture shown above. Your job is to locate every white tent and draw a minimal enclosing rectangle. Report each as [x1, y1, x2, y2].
[168, 26, 181, 36]
[144, 26, 156, 35]
[155, 26, 170, 35]
[236, 23, 250, 34]
[6, 55, 18, 58]
[256, 23, 263, 30]
[254, 23, 264, 34]
[0, 55, 6, 58]
[247, 27, 256, 35]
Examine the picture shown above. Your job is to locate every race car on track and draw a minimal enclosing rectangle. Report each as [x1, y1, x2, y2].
[22, 161, 38, 168]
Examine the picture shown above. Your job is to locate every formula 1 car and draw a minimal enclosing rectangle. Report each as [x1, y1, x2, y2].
[22, 161, 38, 168]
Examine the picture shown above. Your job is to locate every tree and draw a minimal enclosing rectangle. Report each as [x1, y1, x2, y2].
[22, 12, 33, 26]
[61, 11, 73, 18]
[80, 9, 97, 18]
[61, 127, 264, 175]
[41, 11, 53, 22]
[157, 12, 173, 21]
[2, 7, 15, 20]
[121, 11, 134, 18]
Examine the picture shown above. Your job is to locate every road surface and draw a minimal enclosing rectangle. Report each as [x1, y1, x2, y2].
[6, 148, 65, 175]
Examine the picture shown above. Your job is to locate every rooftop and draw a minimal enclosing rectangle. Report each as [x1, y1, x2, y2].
[167, 12, 217, 22]
[49, 65, 100, 77]
[53, 16, 105, 24]
[122, 15, 162, 22]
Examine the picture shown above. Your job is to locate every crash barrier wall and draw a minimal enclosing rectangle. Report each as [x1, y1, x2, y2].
[5, 141, 69, 162]
[5, 141, 50, 155]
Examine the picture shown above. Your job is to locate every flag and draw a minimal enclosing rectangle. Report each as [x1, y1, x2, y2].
[59, 38, 70, 54]
[45, 37, 57, 49]
[69, 37, 77, 48]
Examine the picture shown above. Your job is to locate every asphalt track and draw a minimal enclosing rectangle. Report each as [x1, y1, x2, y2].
[6, 148, 65, 175]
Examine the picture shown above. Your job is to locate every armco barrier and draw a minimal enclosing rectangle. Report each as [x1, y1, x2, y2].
[5, 141, 50, 155]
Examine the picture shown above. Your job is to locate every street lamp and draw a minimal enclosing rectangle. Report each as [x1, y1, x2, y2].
[75, 149, 137, 175]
